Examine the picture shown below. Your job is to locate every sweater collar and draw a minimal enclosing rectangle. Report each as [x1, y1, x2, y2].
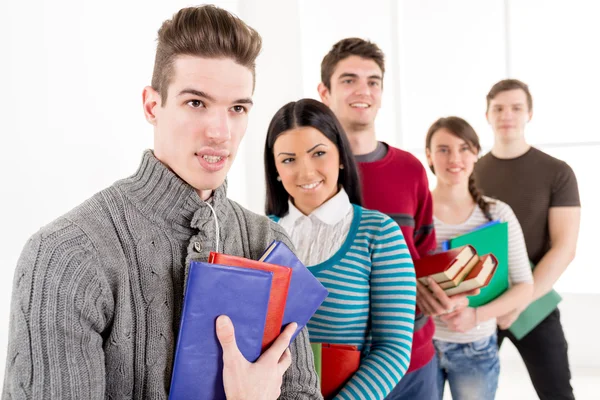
[116, 150, 229, 239]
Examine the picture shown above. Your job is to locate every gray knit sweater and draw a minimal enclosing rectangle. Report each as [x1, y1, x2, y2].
[2, 150, 322, 399]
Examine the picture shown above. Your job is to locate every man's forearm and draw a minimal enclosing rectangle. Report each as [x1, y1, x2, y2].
[478, 282, 533, 322]
[532, 246, 576, 301]
[534, 206, 581, 301]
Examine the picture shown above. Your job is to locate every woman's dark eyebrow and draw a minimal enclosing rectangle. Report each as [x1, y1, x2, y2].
[306, 144, 326, 153]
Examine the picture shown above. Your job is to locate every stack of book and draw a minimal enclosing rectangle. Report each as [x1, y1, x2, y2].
[416, 245, 498, 296]
[439, 221, 562, 340]
[169, 241, 329, 400]
[441, 221, 508, 306]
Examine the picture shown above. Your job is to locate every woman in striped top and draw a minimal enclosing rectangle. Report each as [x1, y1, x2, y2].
[422, 117, 534, 400]
[263, 98, 417, 400]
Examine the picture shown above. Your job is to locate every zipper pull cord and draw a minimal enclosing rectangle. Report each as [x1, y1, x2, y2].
[203, 200, 220, 254]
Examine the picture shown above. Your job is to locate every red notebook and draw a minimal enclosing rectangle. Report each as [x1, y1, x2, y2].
[209, 252, 292, 350]
[415, 245, 477, 284]
[321, 344, 361, 399]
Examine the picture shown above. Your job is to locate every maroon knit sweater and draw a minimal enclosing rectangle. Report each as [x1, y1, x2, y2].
[358, 144, 436, 372]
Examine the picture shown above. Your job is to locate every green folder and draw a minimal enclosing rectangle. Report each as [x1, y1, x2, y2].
[311, 342, 322, 383]
[508, 262, 562, 340]
[445, 222, 509, 307]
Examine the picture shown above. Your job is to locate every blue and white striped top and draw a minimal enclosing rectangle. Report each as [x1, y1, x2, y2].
[273, 201, 416, 400]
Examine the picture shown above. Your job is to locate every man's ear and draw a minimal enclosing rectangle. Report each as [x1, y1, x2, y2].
[527, 109, 533, 123]
[142, 86, 161, 125]
[425, 147, 433, 168]
[317, 82, 330, 105]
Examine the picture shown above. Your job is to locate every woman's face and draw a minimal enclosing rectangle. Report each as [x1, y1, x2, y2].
[426, 128, 478, 187]
[273, 126, 341, 215]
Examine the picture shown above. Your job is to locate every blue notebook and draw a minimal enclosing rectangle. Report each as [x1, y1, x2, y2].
[169, 261, 273, 400]
[260, 241, 329, 341]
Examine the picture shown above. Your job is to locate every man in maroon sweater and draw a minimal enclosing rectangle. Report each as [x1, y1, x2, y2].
[317, 38, 440, 399]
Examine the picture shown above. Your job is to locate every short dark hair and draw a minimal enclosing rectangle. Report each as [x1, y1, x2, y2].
[486, 79, 533, 112]
[151, 5, 262, 104]
[425, 116, 494, 221]
[264, 98, 363, 217]
[320, 38, 385, 90]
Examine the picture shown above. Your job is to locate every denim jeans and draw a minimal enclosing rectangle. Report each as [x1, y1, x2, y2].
[384, 356, 439, 400]
[434, 334, 500, 400]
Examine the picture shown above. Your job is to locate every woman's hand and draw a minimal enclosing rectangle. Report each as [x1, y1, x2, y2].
[416, 278, 479, 317]
[440, 307, 478, 333]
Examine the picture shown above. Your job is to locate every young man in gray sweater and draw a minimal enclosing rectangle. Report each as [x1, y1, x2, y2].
[2, 5, 321, 400]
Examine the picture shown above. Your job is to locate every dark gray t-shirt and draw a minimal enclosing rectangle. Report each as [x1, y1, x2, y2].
[354, 141, 388, 163]
[474, 147, 580, 265]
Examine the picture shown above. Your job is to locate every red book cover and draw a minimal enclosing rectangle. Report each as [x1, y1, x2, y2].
[415, 245, 477, 283]
[321, 344, 360, 399]
[480, 264, 497, 287]
[209, 252, 292, 350]
[472, 254, 498, 288]
[436, 254, 480, 288]
[443, 254, 498, 296]
[465, 254, 498, 284]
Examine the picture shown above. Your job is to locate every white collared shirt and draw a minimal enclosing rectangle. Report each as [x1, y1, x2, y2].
[278, 188, 354, 266]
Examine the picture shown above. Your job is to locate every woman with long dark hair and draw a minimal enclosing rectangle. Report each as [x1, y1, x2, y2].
[264, 98, 417, 399]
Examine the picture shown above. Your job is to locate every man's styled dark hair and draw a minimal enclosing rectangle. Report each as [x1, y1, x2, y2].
[320, 38, 385, 90]
[264, 98, 363, 217]
[151, 5, 262, 104]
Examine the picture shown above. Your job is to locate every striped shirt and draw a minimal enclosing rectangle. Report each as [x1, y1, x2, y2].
[356, 143, 436, 372]
[275, 197, 417, 400]
[433, 197, 533, 343]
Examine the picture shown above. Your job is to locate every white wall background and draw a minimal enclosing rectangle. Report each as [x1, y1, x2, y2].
[1, 0, 598, 391]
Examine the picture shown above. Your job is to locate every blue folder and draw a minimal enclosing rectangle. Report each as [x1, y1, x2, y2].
[260, 241, 329, 341]
[441, 220, 501, 251]
[169, 262, 273, 400]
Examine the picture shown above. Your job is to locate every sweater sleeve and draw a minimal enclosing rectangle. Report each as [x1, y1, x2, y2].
[280, 326, 323, 400]
[336, 217, 416, 400]
[2, 222, 112, 400]
[413, 164, 436, 260]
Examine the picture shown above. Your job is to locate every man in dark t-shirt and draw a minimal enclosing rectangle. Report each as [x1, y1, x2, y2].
[474, 79, 581, 400]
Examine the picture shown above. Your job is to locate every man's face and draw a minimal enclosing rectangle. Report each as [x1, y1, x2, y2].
[143, 56, 253, 200]
[318, 55, 383, 132]
[486, 89, 532, 144]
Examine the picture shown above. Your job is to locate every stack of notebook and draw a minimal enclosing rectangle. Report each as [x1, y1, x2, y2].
[416, 245, 498, 296]
[169, 241, 329, 400]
